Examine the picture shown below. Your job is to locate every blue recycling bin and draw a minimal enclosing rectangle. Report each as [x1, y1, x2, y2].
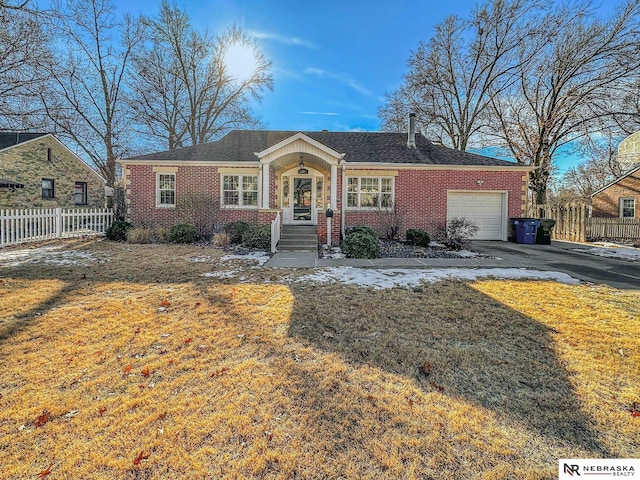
[513, 219, 540, 244]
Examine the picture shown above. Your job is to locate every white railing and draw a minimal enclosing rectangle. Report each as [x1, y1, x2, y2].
[270, 212, 281, 253]
[0, 207, 114, 247]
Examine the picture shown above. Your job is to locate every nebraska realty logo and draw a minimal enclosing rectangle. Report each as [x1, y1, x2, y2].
[559, 459, 639, 477]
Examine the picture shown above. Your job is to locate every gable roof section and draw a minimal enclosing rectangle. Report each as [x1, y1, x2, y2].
[125, 130, 522, 167]
[0, 132, 48, 151]
[590, 164, 640, 197]
[0, 132, 107, 183]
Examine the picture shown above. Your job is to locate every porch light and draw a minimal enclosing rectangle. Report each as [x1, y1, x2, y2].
[298, 156, 308, 175]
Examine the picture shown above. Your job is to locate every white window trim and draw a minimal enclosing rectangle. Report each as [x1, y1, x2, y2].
[345, 176, 395, 211]
[220, 173, 260, 209]
[156, 172, 176, 208]
[620, 197, 635, 218]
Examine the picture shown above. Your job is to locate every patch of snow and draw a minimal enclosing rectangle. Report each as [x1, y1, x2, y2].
[321, 246, 345, 259]
[202, 269, 241, 279]
[220, 251, 270, 266]
[573, 245, 640, 262]
[430, 241, 445, 248]
[454, 249, 480, 258]
[592, 242, 625, 248]
[295, 267, 579, 289]
[188, 256, 212, 263]
[0, 245, 101, 267]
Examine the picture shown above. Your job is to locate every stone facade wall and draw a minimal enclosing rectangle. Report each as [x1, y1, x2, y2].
[0, 136, 105, 209]
[591, 170, 640, 218]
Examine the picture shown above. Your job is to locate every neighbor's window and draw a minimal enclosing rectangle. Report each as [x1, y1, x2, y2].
[74, 181, 88, 205]
[346, 177, 393, 209]
[156, 173, 175, 207]
[222, 174, 258, 207]
[621, 198, 635, 218]
[42, 178, 55, 199]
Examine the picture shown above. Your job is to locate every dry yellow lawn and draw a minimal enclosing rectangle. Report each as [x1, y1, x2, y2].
[0, 240, 638, 479]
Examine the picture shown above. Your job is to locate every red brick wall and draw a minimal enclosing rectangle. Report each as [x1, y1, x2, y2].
[591, 171, 640, 218]
[126, 164, 261, 228]
[345, 169, 526, 236]
[125, 164, 525, 242]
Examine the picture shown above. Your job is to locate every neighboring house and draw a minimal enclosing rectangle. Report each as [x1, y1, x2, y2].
[0, 132, 106, 209]
[119, 115, 532, 244]
[591, 165, 640, 219]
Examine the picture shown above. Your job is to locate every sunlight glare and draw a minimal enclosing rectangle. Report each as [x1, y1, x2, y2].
[224, 42, 258, 82]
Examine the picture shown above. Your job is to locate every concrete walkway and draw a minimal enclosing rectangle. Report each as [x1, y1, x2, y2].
[263, 241, 640, 290]
[263, 250, 318, 268]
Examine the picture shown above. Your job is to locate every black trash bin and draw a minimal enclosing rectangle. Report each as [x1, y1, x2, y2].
[535, 218, 556, 245]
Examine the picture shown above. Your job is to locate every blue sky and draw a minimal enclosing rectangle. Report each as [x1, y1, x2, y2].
[119, 0, 483, 132]
[114, 0, 618, 171]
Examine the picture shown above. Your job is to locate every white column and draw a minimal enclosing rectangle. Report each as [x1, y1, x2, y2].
[261, 163, 270, 209]
[330, 164, 338, 209]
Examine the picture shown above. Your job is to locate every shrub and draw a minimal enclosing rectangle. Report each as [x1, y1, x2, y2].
[106, 221, 132, 242]
[175, 194, 221, 237]
[224, 221, 250, 244]
[346, 225, 377, 239]
[375, 203, 403, 240]
[152, 227, 170, 243]
[241, 225, 271, 250]
[168, 223, 201, 244]
[342, 232, 380, 259]
[126, 227, 152, 244]
[406, 228, 430, 247]
[442, 217, 479, 250]
[212, 232, 231, 248]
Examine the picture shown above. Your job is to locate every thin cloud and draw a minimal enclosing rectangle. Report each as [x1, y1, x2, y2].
[304, 68, 371, 96]
[249, 30, 318, 50]
[299, 111, 339, 116]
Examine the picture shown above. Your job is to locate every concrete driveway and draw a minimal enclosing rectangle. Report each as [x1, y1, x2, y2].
[471, 240, 640, 290]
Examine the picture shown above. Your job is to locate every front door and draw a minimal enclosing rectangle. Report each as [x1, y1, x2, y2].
[292, 177, 313, 224]
[282, 173, 321, 225]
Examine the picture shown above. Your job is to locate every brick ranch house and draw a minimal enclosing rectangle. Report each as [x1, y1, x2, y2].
[119, 116, 532, 245]
[591, 164, 640, 219]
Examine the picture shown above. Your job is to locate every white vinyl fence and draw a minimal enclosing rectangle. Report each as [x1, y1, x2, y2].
[0, 208, 114, 247]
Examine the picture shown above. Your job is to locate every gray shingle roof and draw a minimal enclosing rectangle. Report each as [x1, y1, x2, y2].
[0, 132, 47, 151]
[126, 130, 518, 167]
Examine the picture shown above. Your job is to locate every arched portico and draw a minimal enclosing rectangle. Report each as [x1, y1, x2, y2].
[255, 132, 343, 225]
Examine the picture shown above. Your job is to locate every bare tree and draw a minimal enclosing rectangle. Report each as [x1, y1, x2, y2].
[0, 3, 51, 128]
[379, 0, 536, 150]
[561, 133, 624, 202]
[128, 1, 273, 150]
[489, 0, 640, 204]
[37, 0, 144, 185]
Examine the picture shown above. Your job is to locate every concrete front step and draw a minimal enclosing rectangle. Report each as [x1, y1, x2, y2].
[281, 226, 317, 234]
[278, 225, 318, 252]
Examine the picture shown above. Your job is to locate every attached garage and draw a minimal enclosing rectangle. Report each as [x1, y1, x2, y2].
[447, 191, 507, 240]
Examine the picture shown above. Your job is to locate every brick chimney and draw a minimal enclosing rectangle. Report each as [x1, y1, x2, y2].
[407, 113, 416, 149]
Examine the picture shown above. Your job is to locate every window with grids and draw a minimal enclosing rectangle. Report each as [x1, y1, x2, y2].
[346, 177, 393, 209]
[74, 181, 88, 205]
[222, 175, 258, 207]
[156, 173, 175, 206]
[621, 198, 635, 218]
[42, 178, 55, 199]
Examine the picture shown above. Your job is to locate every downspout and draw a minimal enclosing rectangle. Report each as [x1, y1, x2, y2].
[340, 154, 346, 240]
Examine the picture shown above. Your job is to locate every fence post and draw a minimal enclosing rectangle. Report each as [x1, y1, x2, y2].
[55, 208, 62, 238]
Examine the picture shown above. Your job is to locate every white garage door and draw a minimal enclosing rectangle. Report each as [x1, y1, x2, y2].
[447, 192, 506, 240]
